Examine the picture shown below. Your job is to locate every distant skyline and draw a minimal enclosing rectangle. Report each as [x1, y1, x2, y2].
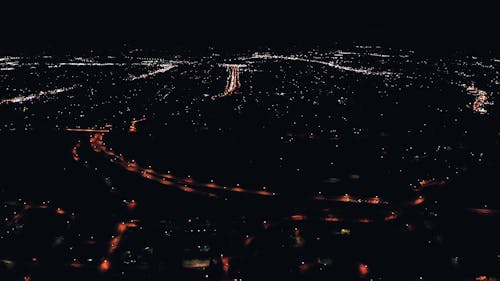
[1, 1, 499, 53]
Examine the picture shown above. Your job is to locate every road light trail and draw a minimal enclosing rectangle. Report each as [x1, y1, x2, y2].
[66, 128, 110, 133]
[87, 133, 275, 198]
[128, 64, 176, 81]
[415, 179, 447, 191]
[250, 53, 398, 77]
[211, 65, 241, 100]
[67, 119, 446, 229]
[288, 210, 399, 224]
[107, 220, 139, 256]
[86, 133, 227, 197]
[79, 124, 429, 209]
[0, 85, 79, 105]
[72, 142, 81, 162]
[82, 119, 276, 198]
[468, 208, 499, 216]
[313, 194, 389, 205]
[128, 118, 146, 133]
[465, 82, 491, 114]
[4, 205, 67, 225]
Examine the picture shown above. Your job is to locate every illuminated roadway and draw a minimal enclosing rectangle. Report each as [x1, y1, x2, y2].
[63, 122, 500, 275]
[68, 120, 437, 225]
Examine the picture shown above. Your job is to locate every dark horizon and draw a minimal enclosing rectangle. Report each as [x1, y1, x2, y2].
[1, 1, 499, 54]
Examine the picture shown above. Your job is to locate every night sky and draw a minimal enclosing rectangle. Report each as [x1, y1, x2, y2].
[1, 1, 499, 52]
